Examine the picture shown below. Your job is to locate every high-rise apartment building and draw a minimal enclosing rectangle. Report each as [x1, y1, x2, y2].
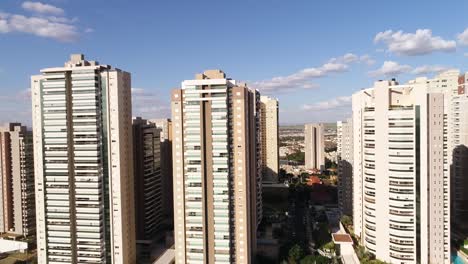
[259, 96, 279, 182]
[150, 118, 173, 229]
[171, 70, 262, 264]
[304, 123, 325, 171]
[31, 54, 136, 263]
[133, 117, 163, 262]
[337, 119, 353, 217]
[352, 78, 450, 263]
[419, 70, 468, 236]
[0, 123, 35, 237]
[448, 72, 468, 235]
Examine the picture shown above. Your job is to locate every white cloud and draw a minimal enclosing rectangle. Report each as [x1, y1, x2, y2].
[131, 88, 171, 119]
[302, 96, 352, 111]
[374, 29, 456, 56]
[369, 61, 412, 77]
[359, 54, 375, 65]
[412, 65, 451, 75]
[251, 53, 372, 93]
[0, 12, 79, 42]
[464, 53, 468, 57]
[22, 1, 64, 16]
[457, 28, 468, 46]
[46, 16, 78, 24]
[0, 2, 82, 42]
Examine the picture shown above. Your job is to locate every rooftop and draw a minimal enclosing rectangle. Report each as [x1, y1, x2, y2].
[332, 233, 353, 244]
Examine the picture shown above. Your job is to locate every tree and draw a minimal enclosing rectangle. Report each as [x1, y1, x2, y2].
[288, 244, 304, 263]
[322, 241, 335, 253]
[314, 255, 330, 264]
[341, 214, 352, 227]
[299, 255, 316, 264]
[279, 168, 287, 182]
[287, 150, 305, 163]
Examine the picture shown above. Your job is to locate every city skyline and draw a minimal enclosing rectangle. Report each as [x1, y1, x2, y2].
[1, 1, 468, 263]
[2, 1, 468, 125]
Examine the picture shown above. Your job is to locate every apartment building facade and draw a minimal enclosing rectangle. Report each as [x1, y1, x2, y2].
[337, 119, 353, 217]
[171, 70, 261, 264]
[259, 96, 279, 182]
[304, 123, 325, 171]
[0, 123, 35, 237]
[352, 78, 450, 263]
[31, 54, 136, 263]
[150, 118, 174, 229]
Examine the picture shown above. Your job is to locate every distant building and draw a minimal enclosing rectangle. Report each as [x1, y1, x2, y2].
[150, 118, 174, 230]
[260, 96, 279, 182]
[352, 77, 450, 263]
[306, 175, 322, 186]
[171, 70, 262, 263]
[337, 119, 353, 217]
[31, 54, 136, 263]
[0, 123, 35, 237]
[304, 123, 325, 171]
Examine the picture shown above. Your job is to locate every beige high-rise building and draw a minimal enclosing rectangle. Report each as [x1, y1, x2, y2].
[449, 73, 468, 235]
[352, 77, 450, 263]
[150, 118, 173, 229]
[304, 123, 325, 171]
[416, 70, 468, 236]
[171, 70, 262, 264]
[31, 54, 136, 263]
[337, 119, 353, 217]
[260, 96, 279, 182]
[0, 123, 35, 237]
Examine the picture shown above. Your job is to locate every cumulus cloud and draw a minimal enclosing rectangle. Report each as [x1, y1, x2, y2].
[0, 13, 79, 42]
[359, 54, 375, 65]
[132, 88, 171, 118]
[412, 65, 452, 75]
[0, 2, 81, 42]
[22, 1, 64, 16]
[251, 53, 373, 93]
[374, 29, 456, 56]
[457, 28, 468, 46]
[369, 61, 412, 77]
[302, 96, 352, 111]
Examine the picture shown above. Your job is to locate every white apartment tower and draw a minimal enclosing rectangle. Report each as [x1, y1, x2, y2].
[259, 96, 279, 182]
[171, 70, 262, 264]
[337, 119, 353, 217]
[304, 123, 325, 171]
[31, 54, 136, 263]
[352, 78, 450, 263]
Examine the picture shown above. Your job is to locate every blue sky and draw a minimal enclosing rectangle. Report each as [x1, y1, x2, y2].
[1, 0, 468, 125]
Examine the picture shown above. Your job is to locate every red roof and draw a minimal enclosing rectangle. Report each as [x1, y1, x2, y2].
[306, 176, 322, 186]
[332, 234, 353, 243]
